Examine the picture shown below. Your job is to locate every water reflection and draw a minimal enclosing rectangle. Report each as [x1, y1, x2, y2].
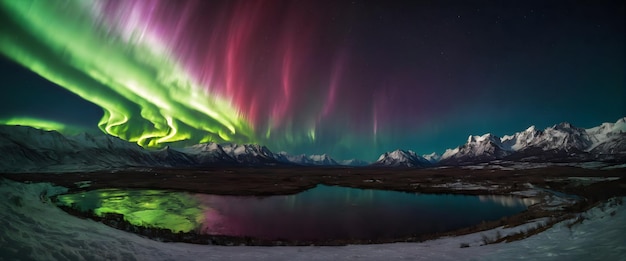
[57, 185, 535, 241]
[193, 185, 533, 240]
[478, 195, 540, 207]
[56, 189, 204, 232]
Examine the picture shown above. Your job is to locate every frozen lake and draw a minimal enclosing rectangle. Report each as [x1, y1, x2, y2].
[56, 185, 534, 242]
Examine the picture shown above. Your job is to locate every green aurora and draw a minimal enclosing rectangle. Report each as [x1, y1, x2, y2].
[0, 1, 255, 148]
[0, 117, 71, 133]
[1, 0, 623, 160]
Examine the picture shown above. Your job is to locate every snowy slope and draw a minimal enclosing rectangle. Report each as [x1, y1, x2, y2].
[439, 117, 626, 165]
[586, 117, 626, 154]
[523, 122, 591, 151]
[308, 154, 339, 165]
[180, 143, 343, 166]
[220, 143, 280, 165]
[1, 117, 624, 171]
[173, 143, 289, 166]
[179, 143, 238, 165]
[0, 125, 352, 171]
[279, 152, 340, 166]
[373, 149, 432, 167]
[587, 117, 626, 147]
[440, 134, 512, 165]
[500, 126, 541, 151]
[0, 126, 293, 172]
[0, 125, 160, 172]
[1, 179, 624, 260]
[422, 152, 441, 163]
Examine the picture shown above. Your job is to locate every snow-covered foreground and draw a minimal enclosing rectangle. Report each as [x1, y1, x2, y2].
[1, 179, 625, 261]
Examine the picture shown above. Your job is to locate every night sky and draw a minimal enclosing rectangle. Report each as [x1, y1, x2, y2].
[0, 0, 624, 161]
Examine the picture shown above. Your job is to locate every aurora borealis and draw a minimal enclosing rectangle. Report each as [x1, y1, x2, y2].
[1, 0, 624, 160]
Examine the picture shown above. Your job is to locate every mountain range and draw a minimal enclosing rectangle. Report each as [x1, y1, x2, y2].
[0, 117, 624, 172]
[437, 118, 626, 165]
[371, 149, 432, 168]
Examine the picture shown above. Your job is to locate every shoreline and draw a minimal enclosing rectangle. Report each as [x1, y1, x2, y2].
[2, 166, 625, 246]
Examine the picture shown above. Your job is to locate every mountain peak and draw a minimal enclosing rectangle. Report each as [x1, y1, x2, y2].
[281, 153, 339, 166]
[467, 133, 500, 144]
[374, 149, 431, 168]
[525, 125, 537, 132]
[552, 122, 575, 130]
[422, 152, 441, 163]
[560, 122, 572, 127]
[1, 117, 625, 172]
[439, 118, 626, 165]
[308, 154, 337, 163]
[440, 132, 509, 164]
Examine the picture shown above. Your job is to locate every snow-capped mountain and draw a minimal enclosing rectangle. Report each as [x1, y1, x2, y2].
[1, 117, 624, 172]
[440, 134, 511, 165]
[279, 153, 340, 166]
[510, 122, 591, 152]
[586, 118, 626, 154]
[179, 143, 236, 165]
[0, 125, 160, 172]
[0, 125, 352, 172]
[500, 126, 541, 151]
[372, 149, 432, 168]
[221, 143, 281, 165]
[182, 143, 345, 166]
[439, 117, 626, 165]
[422, 152, 441, 163]
[173, 143, 291, 166]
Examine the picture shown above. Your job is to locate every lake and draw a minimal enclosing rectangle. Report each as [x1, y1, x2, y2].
[55, 185, 537, 242]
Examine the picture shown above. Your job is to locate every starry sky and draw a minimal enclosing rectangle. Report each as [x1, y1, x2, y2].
[0, 0, 624, 161]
